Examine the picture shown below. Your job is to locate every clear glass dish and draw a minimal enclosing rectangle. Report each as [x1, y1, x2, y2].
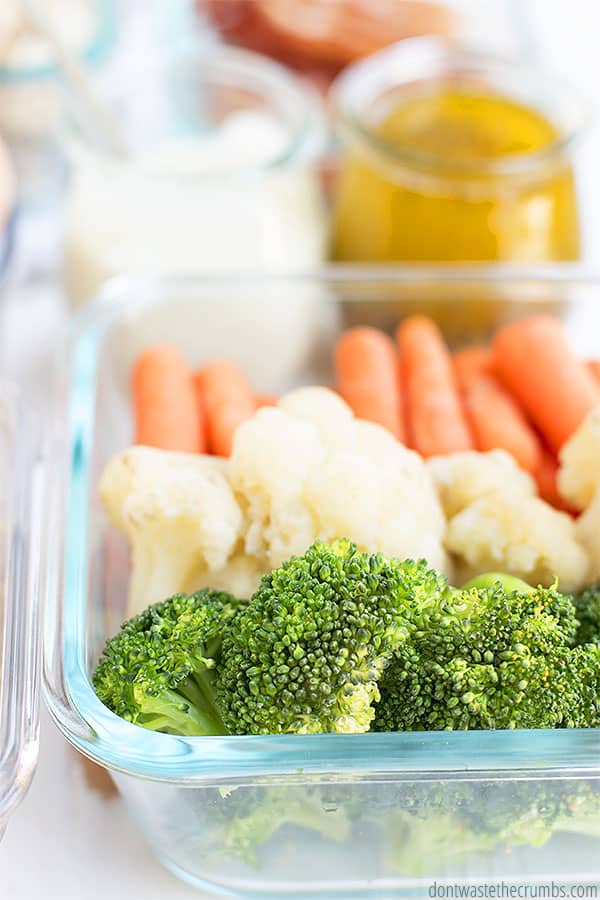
[0, 383, 42, 839]
[44, 268, 600, 895]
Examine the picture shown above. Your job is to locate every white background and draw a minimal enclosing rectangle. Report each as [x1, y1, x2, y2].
[2, 1, 600, 898]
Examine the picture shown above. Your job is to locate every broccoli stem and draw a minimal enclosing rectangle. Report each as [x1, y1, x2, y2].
[138, 686, 226, 737]
[179, 673, 228, 735]
[461, 573, 535, 594]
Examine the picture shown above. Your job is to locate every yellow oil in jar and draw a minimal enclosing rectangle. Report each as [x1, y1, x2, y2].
[332, 90, 580, 262]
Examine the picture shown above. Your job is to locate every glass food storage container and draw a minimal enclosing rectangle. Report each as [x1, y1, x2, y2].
[0, 383, 42, 839]
[63, 45, 327, 309]
[44, 269, 600, 896]
[331, 39, 587, 264]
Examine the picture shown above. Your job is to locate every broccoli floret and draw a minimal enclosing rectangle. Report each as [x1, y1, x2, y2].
[374, 581, 594, 731]
[211, 786, 351, 868]
[385, 779, 600, 876]
[553, 781, 600, 838]
[386, 810, 499, 876]
[217, 539, 447, 735]
[93, 588, 245, 736]
[562, 643, 600, 728]
[572, 580, 600, 645]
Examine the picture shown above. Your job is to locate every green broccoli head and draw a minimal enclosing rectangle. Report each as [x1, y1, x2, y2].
[374, 581, 595, 732]
[217, 539, 447, 735]
[562, 643, 600, 728]
[385, 778, 600, 876]
[93, 588, 245, 736]
[572, 580, 600, 646]
[211, 785, 351, 868]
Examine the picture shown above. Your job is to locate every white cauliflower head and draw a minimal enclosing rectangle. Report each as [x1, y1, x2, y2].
[557, 405, 600, 580]
[446, 491, 588, 592]
[100, 446, 245, 615]
[228, 404, 324, 567]
[230, 386, 448, 573]
[428, 449, 535, 518]
[278, 387, 356, 454]
[558, 405, 600, 510]
[428, 447, 589, 591]
[576, 491, 600, 582]
[306, 419, 447, 570]
[185, 552, 266, 601]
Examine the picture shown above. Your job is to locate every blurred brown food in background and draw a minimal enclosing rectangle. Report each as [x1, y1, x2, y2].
[200, 0, 454, 84]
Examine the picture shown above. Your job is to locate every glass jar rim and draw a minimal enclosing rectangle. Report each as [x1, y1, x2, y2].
[64, 45, 326, 180]
[330, 37, 593, 181]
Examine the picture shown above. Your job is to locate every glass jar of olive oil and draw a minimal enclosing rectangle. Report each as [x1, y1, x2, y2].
[331, 40, 586, 262]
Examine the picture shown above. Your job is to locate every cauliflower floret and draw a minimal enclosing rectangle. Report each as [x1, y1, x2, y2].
[428, 450, 535, 518]
[231, 389, 448, 573]
[184, 552, 266, 600]
[446, 490, 588, 592]
[100, 446, 244, 616]
[432, 448, 588, 591]
[556, 406, 600, 581]
[308, 420, 448, 571]
[229, 406, 323, 567]
[278, 387, 356, 453]
[576, 491, 600, 582]
[558, 406, 600, 509]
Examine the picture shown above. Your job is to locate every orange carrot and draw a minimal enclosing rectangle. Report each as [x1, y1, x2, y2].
[533, 446, 578, 515]
[452, 346, 492, 381]
[492, 316, 599, 452]
[453, 346, 541, 472]
[196, 360, 255, 457]
[586, 360, 600, 386]
[334, 326, 405, 441]
[255, 393, 279, 408]
[132, 345, 200, 453]
[396, 316, 473, 456]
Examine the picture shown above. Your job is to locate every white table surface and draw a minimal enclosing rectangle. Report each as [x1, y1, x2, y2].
[1, 710, 200, 900]
[2, 2, 600, 897]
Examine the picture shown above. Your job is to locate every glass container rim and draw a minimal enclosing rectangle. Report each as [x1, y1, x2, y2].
[44, 266, 600, 785]
[330, 37, 593, 180]
[63, 44, 326, 180]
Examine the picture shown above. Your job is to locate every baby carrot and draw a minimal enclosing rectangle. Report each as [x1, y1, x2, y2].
[492, 316, 599, 452]
[334, 326, 405, 441]
[255, 393, 279, 408]
[452, 346, 492, 381]
[453, 347, 541, 472]
[132, 345, 200, 453]
[396, 316, 473, 457]
[586, 360, 600, 386]
[196, 360, 256, 457]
